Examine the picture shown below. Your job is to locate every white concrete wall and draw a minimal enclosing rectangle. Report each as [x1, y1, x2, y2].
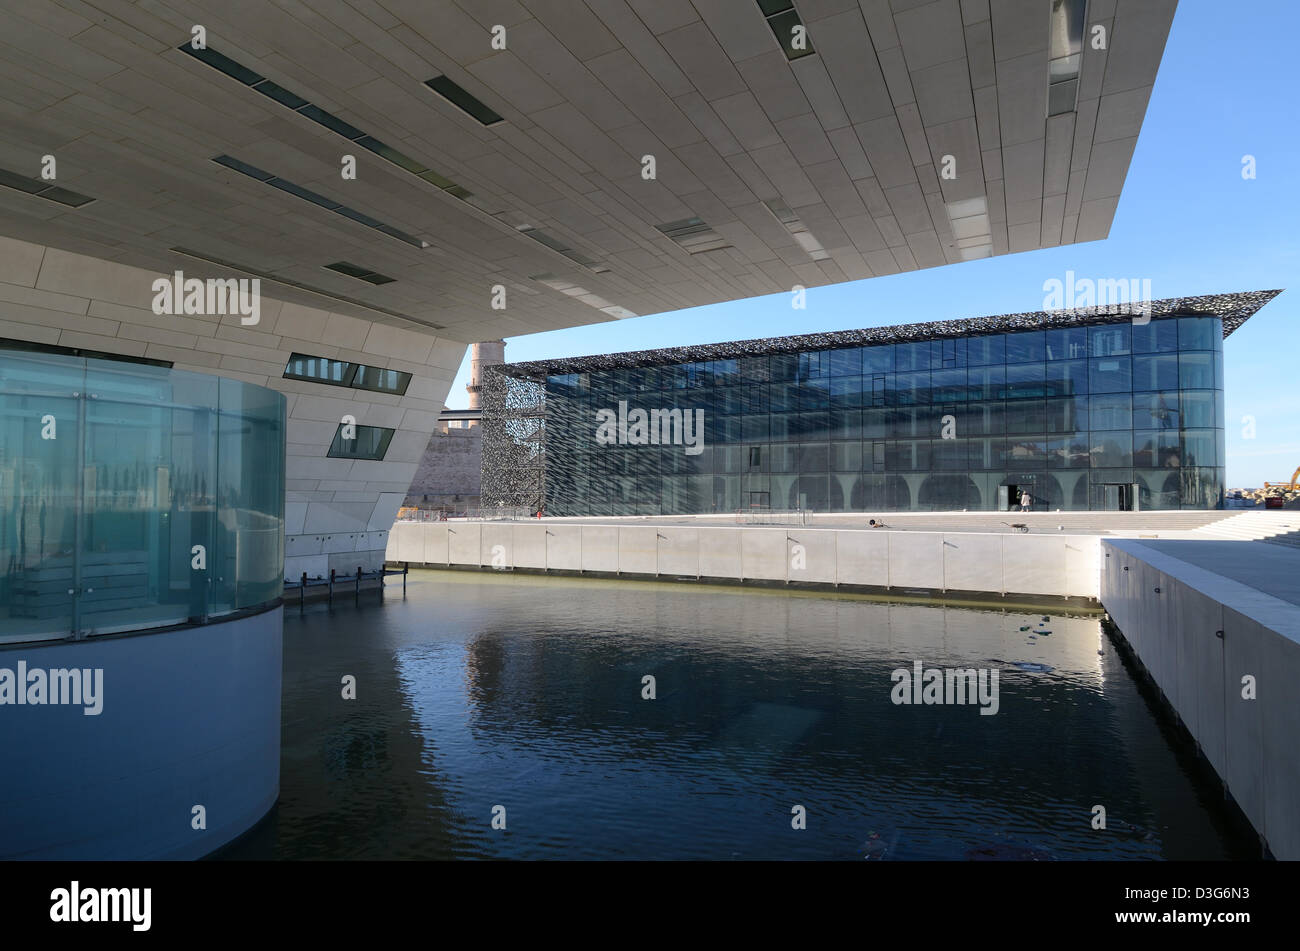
[0, 607, 282, 859]
[0, 235, 465, 581]
[386, 522, 1103, 598]
[1102, 540, 1300, 860]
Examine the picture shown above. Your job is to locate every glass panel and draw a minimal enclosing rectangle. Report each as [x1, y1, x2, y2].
[328, 423, 395, 460]
[861, 408, 890, 438]
[1132, 354, 1178, 391]
[1134, 391, 1181, 430]
[219, 378, 284, 610]
[0, 352, 83, 642]
[1048, 435, 1091, 468]
[1005, 400, 1046, 434]
[1133, 431, 1181, 468]
[830, 441, 861, 471]
[862, 345, 893, 374]
[895, 371, 930, 404]
[1180, 391, 1216, 428]
[932, 438, 969, 470]
[770, 353, 798, 382]
[968, 365, 1006, 400]
[1179, 352, 1214, 389]
[1089, 356, 1132, 393]
[895, 341, 931, 372]
[1089, 324, 1131, 356]
[830, 376, 863, 407]
[284, 352, 357, 386]
[967, 334, 1004, 366]
[0, 348, 284, 642]
[1090, 431, 1133, 467]
[828, 348, 862, 376]
[1045, 359, 1088, 396]
[1045, 396, 1087, 433]
[1005, 330, 1045, 363]
[1005, 437, 1047, 468]
[1005, 362, 1046, 398]
[1088, 394, 1131, 430]
[796, 443, 828, 472]
[80, 363, 219, 633]
[830, 409, 861, 440]
[351, 364, 412, 395]
[1178, 316, 1218, 352]
[1044, 327, 1088, 360]
[1183, 429, 1217, 468]
[931, 368, 967, 401]
[1131, 318, 1179, 353]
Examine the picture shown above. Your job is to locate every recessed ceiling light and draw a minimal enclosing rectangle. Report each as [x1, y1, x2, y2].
[0, 166, 95, 206]
[424, 75, 504, 125]
[170, 247, 443, 329]
[212, 155, 425, 248]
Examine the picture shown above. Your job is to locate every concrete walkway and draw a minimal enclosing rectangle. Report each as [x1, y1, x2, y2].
[1119, 538, 1300, 609]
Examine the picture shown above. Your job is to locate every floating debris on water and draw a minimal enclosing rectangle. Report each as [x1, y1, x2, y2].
[861, 832, 890, 860]
[1014, 662, 1054, 673]
[965, 840, 1055, 861]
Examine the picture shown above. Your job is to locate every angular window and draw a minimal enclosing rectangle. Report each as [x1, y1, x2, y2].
[284, 353, 412, 396]
[328, 423, 395, 460]
[285, 354, 357, 386]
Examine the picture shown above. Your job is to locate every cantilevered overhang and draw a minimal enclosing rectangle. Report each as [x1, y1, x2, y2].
[0, 0, 1176, 344]
[494, 289, 1282, 379]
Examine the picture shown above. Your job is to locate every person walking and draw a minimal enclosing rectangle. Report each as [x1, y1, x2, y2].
[1020, 490, 1032, 513]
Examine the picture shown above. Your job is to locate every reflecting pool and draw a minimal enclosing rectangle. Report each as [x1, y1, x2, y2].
[223, 569, 1255, 860]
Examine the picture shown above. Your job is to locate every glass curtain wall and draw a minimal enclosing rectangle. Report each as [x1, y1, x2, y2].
[540, 316, 1224, 516]
[0, 348, 285, 644]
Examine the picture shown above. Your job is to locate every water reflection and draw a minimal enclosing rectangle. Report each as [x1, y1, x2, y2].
[222, 571, 1254, 860]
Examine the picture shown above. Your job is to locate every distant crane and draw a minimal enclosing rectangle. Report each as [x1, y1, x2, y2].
[1263, 466, 1300, 491]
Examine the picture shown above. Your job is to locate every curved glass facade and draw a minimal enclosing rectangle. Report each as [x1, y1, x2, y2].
[0, 347, 285, 644]
[540, 316, 1225, 516]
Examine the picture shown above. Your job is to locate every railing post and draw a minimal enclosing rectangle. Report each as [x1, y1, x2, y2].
[356, 565, 361, 601]
[329, 568, 335, 605]
[300, 572, 306, 611]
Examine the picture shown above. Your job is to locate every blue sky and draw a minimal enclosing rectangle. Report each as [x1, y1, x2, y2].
[448, 0, 1298, 487]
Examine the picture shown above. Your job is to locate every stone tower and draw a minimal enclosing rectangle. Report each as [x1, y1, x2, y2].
[466, 339, 506, 410]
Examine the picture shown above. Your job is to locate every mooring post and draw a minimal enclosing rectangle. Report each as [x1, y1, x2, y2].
[329, 568, 335, 605]
[300, 572, 306, 611]
[355, 565, 361, 601]
[403, 563, 408, 596]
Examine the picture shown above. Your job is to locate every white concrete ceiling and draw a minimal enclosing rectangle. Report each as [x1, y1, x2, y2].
[0, 0, 1176, 344]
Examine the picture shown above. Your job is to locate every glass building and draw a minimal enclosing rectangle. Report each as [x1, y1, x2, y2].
[481, 294, 1278, 517]
[0, 345, 285, 643]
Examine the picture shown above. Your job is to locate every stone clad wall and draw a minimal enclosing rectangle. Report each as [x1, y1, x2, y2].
[404, 427, 482, 510]
[1102, 540, 1300, 860]
[386, 521, 1101, 599]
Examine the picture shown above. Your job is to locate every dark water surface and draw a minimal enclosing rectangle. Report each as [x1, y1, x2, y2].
[222, 569, 1255, 860]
